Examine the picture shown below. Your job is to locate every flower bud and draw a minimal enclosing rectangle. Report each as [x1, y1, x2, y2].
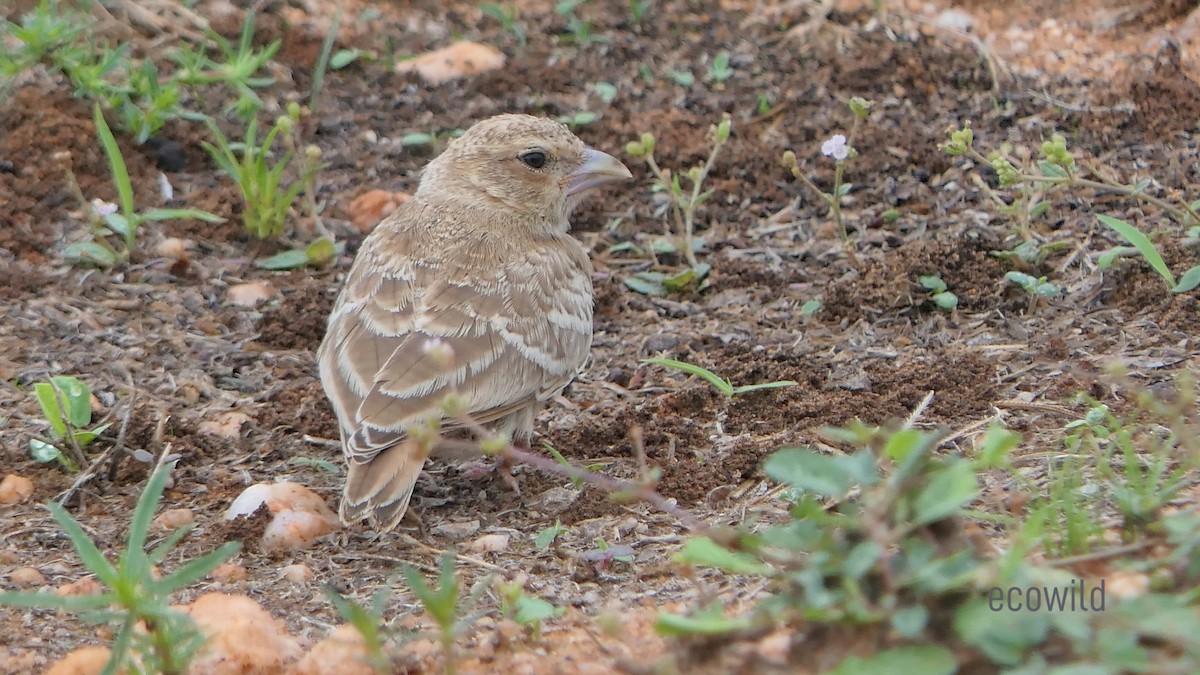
[716, 116, 731, 143]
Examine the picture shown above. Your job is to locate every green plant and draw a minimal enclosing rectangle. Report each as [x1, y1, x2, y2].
[1004, 270, 1059, 311]
[1097, 214, 1200, 293]
[556, 0, 606, 44]
[497, 580, 563, 639]
[402, 554, 463, 675]
[255, 236, 342, 270]
[918, 275, 958, 311]
[782, 97, 873, 260]
[556, 110, 599, 128]
[534, 520, 568, 549]
[170, 12, 279, 121]
[628, 0, 653, 24]
[641, 358, 797, 397]
[708, 51, 732, 83]
[480, 3, 527, 48]
[324, 582, 395, 672]
[662, 417, 1200, 671]
[28, 376, 111, 471]
[400, 127, 465, 148]
[944, 124, 1200, 291]
[63, 106, 224, 267]
[0, 464, 242, 674]
[202, 103, 322, 240]
[625, 114, 732, 273]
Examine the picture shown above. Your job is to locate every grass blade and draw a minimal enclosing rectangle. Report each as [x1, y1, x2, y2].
[1097, 214, 1175, 287]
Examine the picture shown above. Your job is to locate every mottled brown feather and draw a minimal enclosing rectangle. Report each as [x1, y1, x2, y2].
[316, 114, 629, 531]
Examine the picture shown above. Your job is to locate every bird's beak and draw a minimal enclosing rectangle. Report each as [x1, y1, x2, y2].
[566, 148, 633, 196]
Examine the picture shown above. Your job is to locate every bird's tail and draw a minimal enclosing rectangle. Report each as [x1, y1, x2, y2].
[340, 439, 429, 531]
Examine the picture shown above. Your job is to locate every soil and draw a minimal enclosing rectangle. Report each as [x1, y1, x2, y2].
[2, 0, 1200, 672]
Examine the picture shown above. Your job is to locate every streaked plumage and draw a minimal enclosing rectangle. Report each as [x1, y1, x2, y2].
[317, 114, 631, 531]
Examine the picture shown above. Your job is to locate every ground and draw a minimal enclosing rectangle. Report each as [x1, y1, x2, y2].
[1, 0, 1199, 672]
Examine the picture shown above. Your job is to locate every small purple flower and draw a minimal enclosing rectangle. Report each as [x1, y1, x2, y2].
[821, 134, 849, 161]
[90, 199, 117, 217]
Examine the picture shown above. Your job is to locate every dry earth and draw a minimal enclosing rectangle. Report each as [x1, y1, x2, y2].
[2, 0, 1199, 672]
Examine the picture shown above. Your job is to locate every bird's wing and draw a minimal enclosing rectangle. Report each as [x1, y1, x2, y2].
[316, 226, 593, 466]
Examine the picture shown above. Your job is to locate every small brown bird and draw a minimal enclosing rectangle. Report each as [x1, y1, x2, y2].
[317, 114, 632, 531]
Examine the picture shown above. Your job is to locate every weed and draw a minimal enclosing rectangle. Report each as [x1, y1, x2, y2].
[170, 12, 279, 122]
[918, 275, 959, 311]
[1004, 271, 1059, 311]
[324, 581, 395, 672]
[641, 358, 797, 396]
[556, 110, 599, 128]
[625, 114, 732, 274]
[708, 51, 733, 83]
[666, 69, 695, 86]
[62, 106, 223, 267]
[402, 554, 465, 675]
[0, 463, 241, 674]
[782, 97, 873, 261]
[664, 416, 1200, 671]
[534, 520, 568, 549]
[944, 124, 1200, 292]
[255, 236, 342, 270]
[202, 103, 322, 241]
[480, 3, 527, 48]
[556, 0, 605, 44]
[28, 376, 111, 471]
[628, 0, 653, 25]
[497, 579, 563, 639]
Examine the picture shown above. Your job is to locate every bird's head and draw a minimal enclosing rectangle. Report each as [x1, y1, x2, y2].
[416, 114, 632, 231]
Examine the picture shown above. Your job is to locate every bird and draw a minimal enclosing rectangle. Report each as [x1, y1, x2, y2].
[317, 114, 632, 531]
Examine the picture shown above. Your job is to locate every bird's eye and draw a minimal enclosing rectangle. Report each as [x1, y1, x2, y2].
[519, 150, 548, 169]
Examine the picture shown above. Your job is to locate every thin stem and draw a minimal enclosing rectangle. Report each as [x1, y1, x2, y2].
[968, 147, 1198, 227]
[449, 414, 712, 534]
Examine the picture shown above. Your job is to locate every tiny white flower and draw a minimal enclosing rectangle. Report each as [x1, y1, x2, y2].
[821, 134, 849, 161]
[90, 198, 117, 217]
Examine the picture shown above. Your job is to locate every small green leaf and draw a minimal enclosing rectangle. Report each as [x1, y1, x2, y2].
[842, 541, 882, 579]
[1097, 214, 1175, 287]
[51, 376, 92, 429]
[890, 605, 930, 639]
[667, 70, 695, 86]
[534, 522, 565, 549]
[976, 425, 1020, 468]
[933, 292, 958, 311]
[764, 447, 850, 497]
[830, 645, 954, 675]
[255, 249, 311, 270]
[514, 595, 561, 625]
[401, 132, 436, 146]
[918, 275, 947, 293]
[305, 237, 336, 266]
[29, 438, 64, 463]
[330, 49, 362, 69]
[641, 358, 734, 396]
[800, 299, 822, 317]
[34, 383, 67, 438]
[1172, 265, 1200, 293]
[655, 605, 752, 637]
[142, 208, 225, 223]
[103, 212, 133, 238]
[1097, 246, 1137, 270]
[882, 428, 924, 462]
[674, 537, 772, 576]
[592, 81, 617, 103]
[913, 461, 978, 525]
[623, 274, 665, 296]
[1037, 160, 1067, 178]
[63, 242, 117, 267]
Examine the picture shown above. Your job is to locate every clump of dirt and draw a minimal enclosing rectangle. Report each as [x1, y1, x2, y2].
[256, 278, 335, 351]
